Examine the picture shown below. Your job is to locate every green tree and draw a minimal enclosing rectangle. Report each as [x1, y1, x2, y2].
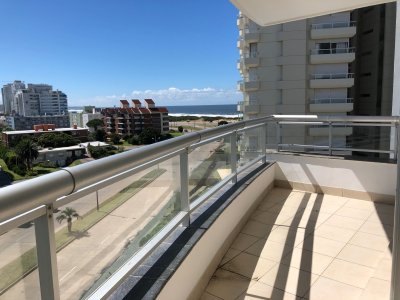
[15, 138, 39, 170]
[139, 128, 160, 144]
[94, 129, 106, 142]
[110, 133, 121, 145]
[37, 133, 79, 148]
[86, 119, 104, 131]
[178, 126, 184, 133]
[56, 207, 80, 232]
[218, 120, 229, 126]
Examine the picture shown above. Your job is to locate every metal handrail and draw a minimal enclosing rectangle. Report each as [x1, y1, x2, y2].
[310, 98, 354, 104]
[1, 114, 400, 299]
[311, 21, 356, 29]
[310, 47, 355, 55]
[311, 73, 354, 80]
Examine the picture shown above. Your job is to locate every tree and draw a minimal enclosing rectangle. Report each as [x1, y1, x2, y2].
[178, 126, 184, 133]
[218, 120, 229, 126]
[110, 133, 121, 145]
[139, 128, 160, 144]
[15, 138, 39, 170]
[86, 119, 104, 131]
[37, 133, 79, 148]
[56, 207, 80, 232]
[94, 129, 106, 142]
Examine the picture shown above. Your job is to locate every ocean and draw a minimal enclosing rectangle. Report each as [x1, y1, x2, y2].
[69, 104, 239, 118]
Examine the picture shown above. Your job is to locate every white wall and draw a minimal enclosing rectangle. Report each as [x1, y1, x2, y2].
[269, 153, 396, 198]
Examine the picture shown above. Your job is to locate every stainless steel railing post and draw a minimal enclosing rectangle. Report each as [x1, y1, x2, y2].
[230, 131, 238, 184]
[180, 148, 190, 227]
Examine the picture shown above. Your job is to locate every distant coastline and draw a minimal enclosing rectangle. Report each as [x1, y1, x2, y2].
[69, 104, 240, 119]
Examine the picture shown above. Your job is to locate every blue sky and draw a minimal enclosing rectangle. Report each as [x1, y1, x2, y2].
[0, 1, 241, 107]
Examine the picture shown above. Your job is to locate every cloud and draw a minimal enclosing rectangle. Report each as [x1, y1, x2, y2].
[80, 87, 241, 107]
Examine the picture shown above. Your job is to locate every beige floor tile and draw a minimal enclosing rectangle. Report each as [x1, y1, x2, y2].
[373, 258, 392, 281]
[349, 231, 390, 252]
[358, 221, 393, 238]
[205, 269, 252, 299]
[220, 248, 242, 266]
[240, 220, 276, 238]
[337, 244, 383, 268]
[296, 235, 346, 257]
[292, 209, 332, 227]
[263, 189, 294, 204]
[374, 203, 394, 215]
[257, 201, 280, 212]
[324, 214, 365, 230]
[281, 248, 333, 275]
[265, 226, 310, 247]
[322, 259, 374, 288]
[251, 210, 295, 226]
[314, 223, 356, 243]
[221, 252, 277, 280]
[235, 281, 299, 300]
[245, 239, 292, 262]
[259, 264, 319, 297]
[267, 203, 305, 215]
[335, 206, 372, 220]
[359, 277, 390, 300]
[200, 292, 223, 300]
[304, 276, 363, 300]
[314, 200, 346, 214]
[368, 211, 394, 226]
[343, 198, 376, 211]
[230, 233, 260, 252]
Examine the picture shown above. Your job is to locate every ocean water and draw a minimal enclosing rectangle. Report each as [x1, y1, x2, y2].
[69, 104, 239, 118]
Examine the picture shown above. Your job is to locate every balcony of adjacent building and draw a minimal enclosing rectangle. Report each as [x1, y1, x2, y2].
[242, 99, 260, 115]
[238, 75, 260, 92]
[237, 14, 249, 29]
[310, 45, 355, 64]
[1, 115, 397, 300]
[238, 52, 260, 70]
[310, 73, 354, 88]
[309, 98, 354, 113]
[311, 21, 357, 39]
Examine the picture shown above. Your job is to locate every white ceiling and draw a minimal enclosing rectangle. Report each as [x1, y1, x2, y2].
[230, 0, 395, 26]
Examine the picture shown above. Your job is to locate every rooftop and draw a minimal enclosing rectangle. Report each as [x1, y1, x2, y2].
[2, 127, 88, 135]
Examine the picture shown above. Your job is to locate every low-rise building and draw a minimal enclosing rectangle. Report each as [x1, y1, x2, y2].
[101, 99, 169, 136]
[6, 115, 70, 130]
[36, 145, 86, 167]
[1, 126, 89, 148]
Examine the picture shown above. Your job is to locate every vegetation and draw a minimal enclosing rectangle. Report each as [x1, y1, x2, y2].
[178, 126, 184, 133]
[14, 138, 39, 170]
[86, 118, 104, 131]
[94, 129, 106, 142]
[110, 133, 121, 145]
[88, 145, 118, 159]
[56, 207, 80, 232]
[37, 132, 79, 148]
[218, 120, 229, 126]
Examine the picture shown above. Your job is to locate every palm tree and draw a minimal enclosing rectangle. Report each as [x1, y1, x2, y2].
[15, 138, 39, 170]
[56, 207, 80, 232]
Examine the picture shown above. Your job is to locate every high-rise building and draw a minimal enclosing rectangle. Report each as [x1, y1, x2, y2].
[1, 80, 26, 114]
[237, 3, 396, 151]
[1, 81, 68, 117]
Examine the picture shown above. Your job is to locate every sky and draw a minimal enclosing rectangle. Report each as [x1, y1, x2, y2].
[0, 0, 241, 107]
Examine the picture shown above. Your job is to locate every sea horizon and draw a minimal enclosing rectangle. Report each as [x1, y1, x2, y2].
[69, 103, 240, 118]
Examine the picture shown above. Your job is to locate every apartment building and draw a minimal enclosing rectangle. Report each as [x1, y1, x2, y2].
[101, 99, 169, 136]
[6, 115, 70, 130]
[237, 3, 396, 151]
[1, 81, 68, 116]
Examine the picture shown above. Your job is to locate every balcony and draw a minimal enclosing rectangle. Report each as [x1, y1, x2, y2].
[237, 101, 244, 113]
[238, 76, 260, 92]
[311, 21, 357, 39]
[0, 115, 398, 300]
[310, 47, 355, 64]
[310, 73, 354, 88]
[237, 15, 249, 29]
[243, 100, 260, 114]
[309, 98, 354, 113]
[238, 52, 260, 69]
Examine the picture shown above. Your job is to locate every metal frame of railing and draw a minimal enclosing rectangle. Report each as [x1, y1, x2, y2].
[1, 114, 400, 300]
[311, 73, 354, 80]
[310, 47, 356, 55]
[310, 98, 353, 104]
[311, 20, 357, 29]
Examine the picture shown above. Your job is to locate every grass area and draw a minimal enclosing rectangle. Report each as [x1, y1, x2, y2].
[0, 168, 166, 295]
[170, 132, 183, 137]
[68, 159, 83, 167]
[0, 158, 24, 181]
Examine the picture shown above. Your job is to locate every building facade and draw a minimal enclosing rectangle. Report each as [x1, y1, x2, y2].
[237, 3, 396, 151]
[6, 115, 70, 130]
[101, 99, 169, 136]
[1, 81, 68, 116]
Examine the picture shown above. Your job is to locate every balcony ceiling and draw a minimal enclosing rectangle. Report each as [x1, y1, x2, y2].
[230, 0, 394, 26]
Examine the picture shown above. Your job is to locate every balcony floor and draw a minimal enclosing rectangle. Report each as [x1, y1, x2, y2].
[202, 188, 393, 300]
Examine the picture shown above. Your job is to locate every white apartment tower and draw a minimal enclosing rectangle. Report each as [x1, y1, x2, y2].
[238, 3, 396, 151]
[2, 82, 68, 116]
